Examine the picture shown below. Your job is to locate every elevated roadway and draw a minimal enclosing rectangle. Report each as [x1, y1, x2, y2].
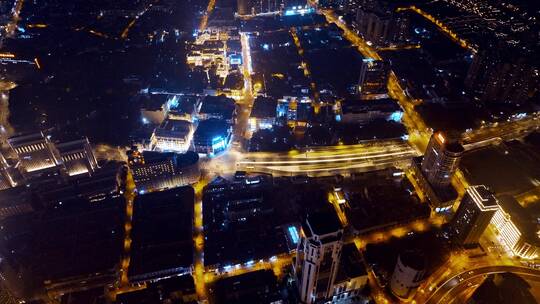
[426, 265, 540, 304]
[237, 140, 419, 176]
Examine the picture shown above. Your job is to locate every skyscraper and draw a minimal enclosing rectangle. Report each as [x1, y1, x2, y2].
[358, 59, 389, 98]
[355, 0, 410, 47]
[295, 211, 343, 304]
[421, 132, 464, 188]
[448, 185, 498, 246]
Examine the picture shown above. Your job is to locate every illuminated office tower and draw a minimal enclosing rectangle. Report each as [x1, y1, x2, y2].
[56, 138, 99, 177]
[358, 59, 389, 98]
[448, 185, 498, 246]
[8, 132, 59, 174]
[295, 211, 343, 304]
[421, 132, 464, 187]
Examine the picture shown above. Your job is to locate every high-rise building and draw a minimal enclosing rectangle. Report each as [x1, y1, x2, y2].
[56, 138, 99, 177]
[237, 0, 285, 15]
[421, 132, 464, 188]
[8, 132, 60, 174]
[465, 42, 537, 104]
[358, 59, 390, 98]
[355, 0, 410, 47]
[448, 185, 498, 246]
[390, 250, 425, 300]
[295, 211, 343, 304]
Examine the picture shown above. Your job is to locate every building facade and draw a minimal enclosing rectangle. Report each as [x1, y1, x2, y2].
[390, 251, 425, 300]
[421, 132, 464, 188]
[295, 211, 343, 304]
[448, 185, 499, 246]
[357, 59, 389, 98]
[355, 0, 410, 47]
[490, 195, 540, 259]
[131, 151, 200, 193]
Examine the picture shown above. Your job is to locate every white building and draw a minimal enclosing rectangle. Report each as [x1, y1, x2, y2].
[150, 119, 193, 153]
[490, 195, 540, 259]
[295, 211, 344, 304]
[390, 251, 425, 300]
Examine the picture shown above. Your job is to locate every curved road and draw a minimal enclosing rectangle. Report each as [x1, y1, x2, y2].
[426, 265, 540, 304]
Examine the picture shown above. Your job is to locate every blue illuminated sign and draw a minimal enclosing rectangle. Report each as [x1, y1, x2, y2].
[288, 226, 300, 244]
[389, 111, 403, 122]
[212, 136, 226, 152]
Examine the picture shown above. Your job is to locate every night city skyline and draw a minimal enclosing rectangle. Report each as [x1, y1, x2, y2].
[0, 0, 540, 303]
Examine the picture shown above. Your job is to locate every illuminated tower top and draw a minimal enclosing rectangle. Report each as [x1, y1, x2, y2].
[421, 132, 464, 187]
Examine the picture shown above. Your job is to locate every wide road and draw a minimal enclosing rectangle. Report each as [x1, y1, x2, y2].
[462, 113, 540, 145]
[426, 265, 540, 304]
[236, 140, 419, 175]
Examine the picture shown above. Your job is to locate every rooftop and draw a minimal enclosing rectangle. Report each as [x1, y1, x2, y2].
[341, 98, 401, 114]
[194, 119, 231, 141]
[212, 269, 283, 304]
[55, 138, 91, 153]
[335, 243, 367, 284]
[306, 210, 342, 236]
[400, 250, 426, 271]
[199, 95, 236, 119]
[251, 96, 278, 118]
[129, 187, 194, 282]
[8, 132, 47, 147]
[469, 185, 498, 209]
[154, 119, 192, 138]
[139, 151, 199, 167]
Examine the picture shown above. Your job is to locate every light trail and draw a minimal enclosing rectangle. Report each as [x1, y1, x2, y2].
[289, 27, 319, 107]
[119, 170, 136, 287]
[120, 2, 154, 39]
[239, 150, 415, 165]
[193, 177, 210, 299]
[0, 83, 16, 140]
[425, 265, 540, 304]
[199, 0, 216, 32]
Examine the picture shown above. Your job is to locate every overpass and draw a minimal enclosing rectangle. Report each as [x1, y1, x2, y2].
[426, 265, 540, 304]
[236, 140, 419, 176]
